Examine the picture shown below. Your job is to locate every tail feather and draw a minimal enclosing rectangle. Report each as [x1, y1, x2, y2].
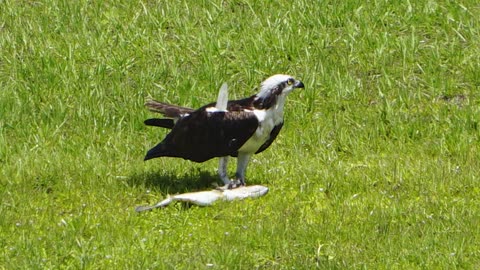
[144, 143, 169, 161]
[145, 99, 194, 118]
[144, 118, 175, 129]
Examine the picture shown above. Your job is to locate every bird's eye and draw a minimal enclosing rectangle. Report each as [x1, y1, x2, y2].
[286, 78, 295, 85]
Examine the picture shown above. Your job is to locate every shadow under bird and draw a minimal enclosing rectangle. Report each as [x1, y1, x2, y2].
[144, 74, 304, 188]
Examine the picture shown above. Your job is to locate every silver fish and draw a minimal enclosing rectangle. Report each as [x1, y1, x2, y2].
[135, 185, 269, 212]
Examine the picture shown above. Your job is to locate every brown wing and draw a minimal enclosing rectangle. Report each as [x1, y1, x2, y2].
[145, 109, 259, 162]
[144, 99, 194, 118]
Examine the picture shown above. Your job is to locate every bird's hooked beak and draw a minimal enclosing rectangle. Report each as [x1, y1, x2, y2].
[294, 80, 305, 89]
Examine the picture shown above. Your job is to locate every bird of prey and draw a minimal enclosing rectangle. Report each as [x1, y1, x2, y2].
[144, 74, 304, 189]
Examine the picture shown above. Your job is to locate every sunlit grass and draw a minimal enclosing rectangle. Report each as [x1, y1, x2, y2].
[1, 0, 479, 268]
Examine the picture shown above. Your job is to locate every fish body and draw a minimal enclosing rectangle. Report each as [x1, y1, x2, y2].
[135, 185, 269, 212]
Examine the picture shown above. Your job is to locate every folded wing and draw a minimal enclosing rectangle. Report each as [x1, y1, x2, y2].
[145, 109, 259, 162]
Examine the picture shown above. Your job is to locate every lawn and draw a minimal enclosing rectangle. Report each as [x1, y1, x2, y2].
[1, 0, 479, 268]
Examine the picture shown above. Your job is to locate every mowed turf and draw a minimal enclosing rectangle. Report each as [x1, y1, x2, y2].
[1, 0, 479, 268]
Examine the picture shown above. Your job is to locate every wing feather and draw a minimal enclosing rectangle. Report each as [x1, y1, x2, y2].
[146, 109, 259, 162]
[145, 99, 194, 118]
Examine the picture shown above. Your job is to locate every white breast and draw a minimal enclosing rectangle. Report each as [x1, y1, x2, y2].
[238, 107, 284, 153]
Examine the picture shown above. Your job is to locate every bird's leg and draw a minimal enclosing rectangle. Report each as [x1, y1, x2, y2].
[217, 156, 230, 185]
[216, 154, 251, 190]
[231, 153, 251, 188]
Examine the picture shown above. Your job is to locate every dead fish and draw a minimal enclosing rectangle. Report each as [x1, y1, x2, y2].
[135, 185, 269, 212]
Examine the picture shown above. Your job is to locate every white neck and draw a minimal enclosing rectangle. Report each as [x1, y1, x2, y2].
[271, 93, 287, 124]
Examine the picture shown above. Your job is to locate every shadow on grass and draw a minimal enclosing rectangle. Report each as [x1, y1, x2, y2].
[126, 169, 219, 194]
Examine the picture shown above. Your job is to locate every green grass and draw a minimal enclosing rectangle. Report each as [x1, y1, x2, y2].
[1, 0, 480, 268]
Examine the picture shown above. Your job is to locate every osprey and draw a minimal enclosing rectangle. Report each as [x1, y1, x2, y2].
[144, 74, 304, 188]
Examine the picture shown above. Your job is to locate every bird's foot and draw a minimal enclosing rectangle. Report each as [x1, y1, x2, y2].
[216, 179, 245, 190]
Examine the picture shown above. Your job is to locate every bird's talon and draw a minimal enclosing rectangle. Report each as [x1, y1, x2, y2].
[216, 185, 228, 191]
[229, 180, 245, 189]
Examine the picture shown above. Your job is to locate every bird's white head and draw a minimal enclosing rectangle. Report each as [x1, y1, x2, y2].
[257, 74, 304, 98]
[254, 74, 304, 109]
